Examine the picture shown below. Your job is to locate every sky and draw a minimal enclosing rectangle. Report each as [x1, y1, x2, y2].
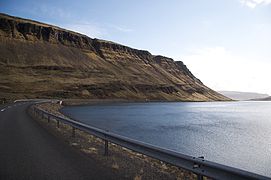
[1, 0, 271, 94]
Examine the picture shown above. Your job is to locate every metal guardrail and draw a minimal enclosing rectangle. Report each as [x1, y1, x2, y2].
[32, 105, 270, 180]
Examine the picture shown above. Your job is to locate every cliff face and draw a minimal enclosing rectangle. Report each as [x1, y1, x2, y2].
[0, 13, 229, 101]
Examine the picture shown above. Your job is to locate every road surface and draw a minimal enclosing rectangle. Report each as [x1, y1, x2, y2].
[0, 102, 120, 180]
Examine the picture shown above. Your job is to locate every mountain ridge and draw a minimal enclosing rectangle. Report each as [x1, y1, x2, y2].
[250, 96, 271, 101]
[0, 13, 229, 101]
[218, 91, 269, 101]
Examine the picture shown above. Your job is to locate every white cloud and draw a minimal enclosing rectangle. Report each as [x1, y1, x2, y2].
[30, 4, 71, 19]
[42, 6, 70, 18]
[62, 22, 106, 38]
[62, 22, 133, 38]
[179, 47, 271, 94]
[108, 24, 133, 32]
[240, 0, 271, 8]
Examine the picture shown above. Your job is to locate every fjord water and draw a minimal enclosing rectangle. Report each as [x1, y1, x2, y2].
[61, 101, 271, 176]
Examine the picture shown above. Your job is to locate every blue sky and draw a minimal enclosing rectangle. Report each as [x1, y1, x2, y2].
[1, 0, 271, 94]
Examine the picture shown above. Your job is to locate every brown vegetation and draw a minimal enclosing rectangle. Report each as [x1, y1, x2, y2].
[0, 13, 229, 101]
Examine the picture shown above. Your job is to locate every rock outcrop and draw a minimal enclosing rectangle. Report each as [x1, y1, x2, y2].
[0, 13, 229, 101]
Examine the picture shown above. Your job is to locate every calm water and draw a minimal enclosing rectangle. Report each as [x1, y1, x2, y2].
[61, 101, 271, 176]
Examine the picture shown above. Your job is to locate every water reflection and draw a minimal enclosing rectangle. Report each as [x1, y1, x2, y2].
[62, 101, 271, 176]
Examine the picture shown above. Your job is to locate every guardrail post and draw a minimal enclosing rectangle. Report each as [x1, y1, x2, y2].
[47, 115, 50, 123]
[104, 139, 108, 156]
[72, 127, 75, 138]
[196, 156, 204, 180]
[197, 174, 203, 180]
[57, 120, 60, 128]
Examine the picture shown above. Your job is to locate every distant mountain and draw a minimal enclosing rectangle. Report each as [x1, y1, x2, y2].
[0, 13, 230, 101]
[250, 96, 271, 101]
[218, 91, 269, 101]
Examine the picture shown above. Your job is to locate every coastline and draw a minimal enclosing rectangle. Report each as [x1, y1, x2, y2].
[61, 98, 233, 107]
[33, 102, 196, 179]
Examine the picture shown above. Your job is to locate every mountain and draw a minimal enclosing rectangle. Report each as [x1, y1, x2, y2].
[250, 96, 271, 101]
[0, 13, 229, 101]
[218, 91, 269, 101]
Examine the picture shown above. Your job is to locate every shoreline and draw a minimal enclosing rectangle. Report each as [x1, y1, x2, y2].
[61, 98, 233, 107]
[33, 102, 196, 179]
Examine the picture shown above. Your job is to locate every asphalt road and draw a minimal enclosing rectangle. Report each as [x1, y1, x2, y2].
[0, 102, 120, 180]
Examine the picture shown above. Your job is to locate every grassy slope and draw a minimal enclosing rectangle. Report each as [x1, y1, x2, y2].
[0, 13, 229, 101]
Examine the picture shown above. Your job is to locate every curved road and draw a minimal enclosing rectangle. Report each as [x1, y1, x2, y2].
[0, 102, 120, 180]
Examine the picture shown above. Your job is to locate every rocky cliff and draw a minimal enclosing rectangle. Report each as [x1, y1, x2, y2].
[0, 13, 229, 101]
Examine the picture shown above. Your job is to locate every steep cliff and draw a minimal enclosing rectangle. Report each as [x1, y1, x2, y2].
[0, 13, 229, 101]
